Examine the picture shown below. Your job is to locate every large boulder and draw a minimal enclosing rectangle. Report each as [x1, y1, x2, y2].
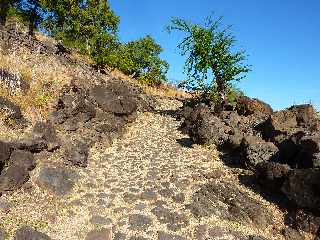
[8, 150, 35, 171]
[91, 85, 137, 115]
[241, 138, 279, 169]
[259, 109, 298, 142]
[236, 96, 273, 116]
[49, 85, 96, 125]
[32, 121, 61, 151]
[259, 104, 318, 142]
[288, 104, 318, 128]
[0, 164, 29, 192]
[65, 140, 89, 167]
[295, 133, 320, 169]
[257, 105, 320, 169]
[91, 112, 125, 134]
[282, 169, 320, 210]
[181, 104, 231, 147]
[0, 96, 25, 127]
[37, 167, 78, 196]
[255, 162, 291, 193]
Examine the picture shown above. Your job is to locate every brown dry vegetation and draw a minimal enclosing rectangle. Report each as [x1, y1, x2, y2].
[110, 69, 192, 100]
[0, 48, 71, 121]
[0, 32, 190, 125]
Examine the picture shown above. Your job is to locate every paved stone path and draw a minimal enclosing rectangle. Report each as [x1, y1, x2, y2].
[0, 97, 285, 240]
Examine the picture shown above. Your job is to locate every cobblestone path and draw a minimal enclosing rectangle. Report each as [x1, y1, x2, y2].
[0, 98, 285, 240]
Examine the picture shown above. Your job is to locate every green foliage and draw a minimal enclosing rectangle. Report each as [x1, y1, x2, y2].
[208, 83, 244, 107]
[40, 0, 120, 54]
[105, 35, 169, 86]
[120, 36, 169, 85]
[15, 0, 42, 35]
[167, 15, 251, 106]
[0, 0, 18, 26]
[3, 0, 169, 85]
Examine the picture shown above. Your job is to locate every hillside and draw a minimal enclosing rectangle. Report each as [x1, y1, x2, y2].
[0, 22, 320, 240]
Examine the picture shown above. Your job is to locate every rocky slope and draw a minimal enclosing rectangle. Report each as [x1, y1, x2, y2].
[180, 97, 320, 240]
[1, 24, 319, 240]
[1, 97, 291, 240]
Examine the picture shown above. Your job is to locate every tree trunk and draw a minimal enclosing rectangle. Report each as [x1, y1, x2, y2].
[28, 19, 35, 36]
[212, 63, 227, 112]
[28, 10, 36, 36]
[0, 1, 9, 27]
[215, 75, 227, 112]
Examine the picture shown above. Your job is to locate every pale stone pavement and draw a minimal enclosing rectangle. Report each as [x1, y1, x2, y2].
[0, 97, 285, 240]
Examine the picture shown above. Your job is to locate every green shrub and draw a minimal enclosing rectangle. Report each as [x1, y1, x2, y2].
[168, 15, 250, 109]
[108, 35, 169, 86]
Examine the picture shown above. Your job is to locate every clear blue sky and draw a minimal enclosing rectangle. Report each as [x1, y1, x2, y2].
[109, 0, 320, 111]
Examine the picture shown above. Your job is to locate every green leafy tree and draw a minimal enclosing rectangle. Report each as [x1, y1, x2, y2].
[14, 0, 42, 36]
[0, 0, 18, 26]
[167, 15, 251, 109]
[111, 36, 169, 86]
[40, 0, 119, 52]
[39, 0, 77, 34]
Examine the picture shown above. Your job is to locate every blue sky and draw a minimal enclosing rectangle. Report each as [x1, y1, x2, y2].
[109, 0, 320, 111]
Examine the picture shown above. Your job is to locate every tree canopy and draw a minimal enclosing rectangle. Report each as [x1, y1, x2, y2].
[0, 0, 169, 86]
[119, 36, 169, 85]
[0, 0, 18, 26]
[167, 15, 251, 108]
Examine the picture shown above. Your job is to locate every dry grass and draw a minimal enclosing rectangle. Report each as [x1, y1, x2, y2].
[0, 31, 190, 125]
[109, 69, 192, 100]
[0, 49, 72, 122]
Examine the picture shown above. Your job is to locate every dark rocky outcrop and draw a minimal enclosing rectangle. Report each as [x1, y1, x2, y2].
[0, 96, 26, 127]
[48, 81, 153, 168]
[295, 133, 320, 169]
[37, 167, 78, 196]
[8, 150, 35, 171]
[65, 140, 89, 167]
[0, 74, 154, 193]
[258, 104, 319, 146]
[0, 96, 22, 120]
[49, 85, 96, 127]
[180, 104, 231, 147]
[255, 162, 291, 194]
[282, 169, 320, 209]
[9, 121, 61, 154]
[92, 84, 137, 115]
[180, 98, 320, 239]
[188, 181, 274, 228]
[286, 209, 320, 237]
[241, 139, 279, 169]
[14, 138, 48, 153]
[0, 164, 29, 192]
[235, 96, 273, 116]
[32, 121, 61, 152]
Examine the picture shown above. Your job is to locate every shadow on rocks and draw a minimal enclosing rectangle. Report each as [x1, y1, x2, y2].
[187, 180, 275, 230]
[176, 138, 194, 148]
[238, 173, 293, 210]
[154, 109, 179, 118]
[219, 152, 244, 169]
